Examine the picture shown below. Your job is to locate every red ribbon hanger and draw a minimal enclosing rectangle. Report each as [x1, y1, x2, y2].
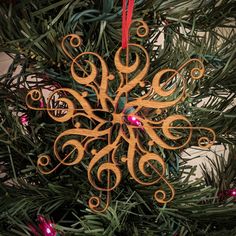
[122, 0, 135, 49]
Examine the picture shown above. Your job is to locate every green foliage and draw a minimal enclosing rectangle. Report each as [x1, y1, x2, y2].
[201, 144, 236, 191]
[0, 0, 236, 235]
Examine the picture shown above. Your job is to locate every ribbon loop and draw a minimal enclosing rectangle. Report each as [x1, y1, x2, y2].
[122, 0, 135, 49]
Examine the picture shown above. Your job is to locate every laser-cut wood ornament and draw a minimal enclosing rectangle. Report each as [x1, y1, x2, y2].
[26, 20, 216, 212]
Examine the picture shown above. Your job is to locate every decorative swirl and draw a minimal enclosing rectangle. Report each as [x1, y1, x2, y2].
[61, 34, 82, 60]
[137, 115, 193, 150]
[88, 138, 122, 192]
[59, 139, 84, 165]
[198, 136, 211, 148]
[72, 52, 113, 111]
[46, 88, 76, 123]
[114, 47, 140, 74]
[88, 192, 111, 213]
[194, 127, 216, 148]
[126, 127, 161, 185]
[62, 34, 113, 111]
[130, 20, 149, 38]
[37, 126, 111, 175]
[161, 115, 193, 146]
[87, 139, 122, 212]
[125, 127, 175, 203]
[126, 68, 186, 110]
[71, 56, 98, 85]
[152, 69, 184, 98]
[25, 89, 44, 111]
[37, 154, 51, 174]
[138, 152, 166, 184]
[177, 58, 205, 80]
[126, 59, 205, 111]
[115, 43, 150, 105]
[37, 129, 85, 174]
[154, 183, 175, 204]
[46, 88, 107, 123]
[140, 154, 175, 204]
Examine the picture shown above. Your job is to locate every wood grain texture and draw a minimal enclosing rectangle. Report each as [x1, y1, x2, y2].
[25, 20, 215, 212]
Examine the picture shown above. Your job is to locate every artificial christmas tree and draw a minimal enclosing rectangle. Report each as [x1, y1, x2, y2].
[0, 0, 236, 235]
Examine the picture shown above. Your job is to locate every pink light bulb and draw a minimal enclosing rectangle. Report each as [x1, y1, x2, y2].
[37, 215, 57, 236]
[41, 223, 56, 236]
[30, 215, 57, 236]
[39, 99, 44, 108]
[232, 191, 236, 196]
[127, 115, 142, 128]
[20, 114, 28, 126]
[46, 227, 51, 234]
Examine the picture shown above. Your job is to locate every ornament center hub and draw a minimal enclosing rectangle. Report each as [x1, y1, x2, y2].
[112, 113, 123, 123]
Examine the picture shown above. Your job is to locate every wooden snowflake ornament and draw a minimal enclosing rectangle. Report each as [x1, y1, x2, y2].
[26, 20, 216, 212]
